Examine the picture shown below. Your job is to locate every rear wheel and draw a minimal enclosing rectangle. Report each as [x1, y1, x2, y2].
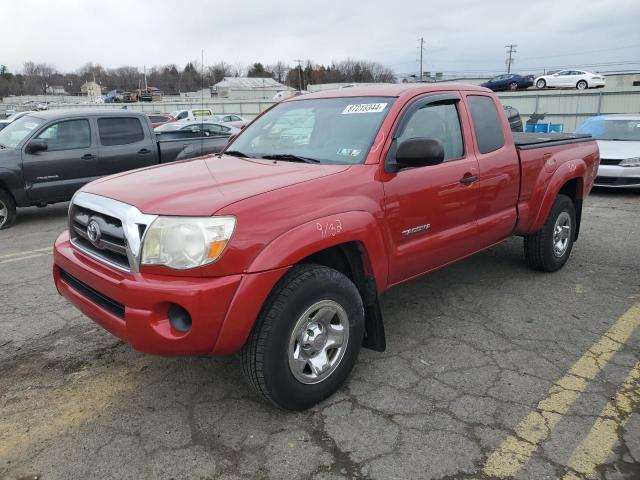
[241, 264, 365, 410]
[0, 189, 17, 230]
[536, 79, 546, 89]
[524, 194, 576, 272]
[576, 80, 588, 90]
[509, 82, 519, 91]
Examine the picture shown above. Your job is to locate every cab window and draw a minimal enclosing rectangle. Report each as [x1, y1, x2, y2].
[397, 102, 464, 161]
[36, 119, 91, 151]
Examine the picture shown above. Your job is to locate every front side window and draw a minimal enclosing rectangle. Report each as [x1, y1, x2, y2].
[467, 95, 505, 154]
[98, 117, 144, 146]
[397, 102, 464, 161]
[36, 119, 90, 151]
[229, 96, 394, 164]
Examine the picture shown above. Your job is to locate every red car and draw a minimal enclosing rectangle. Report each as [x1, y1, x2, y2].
[146, 112, 176, 129]
[53, 84, 599, 410]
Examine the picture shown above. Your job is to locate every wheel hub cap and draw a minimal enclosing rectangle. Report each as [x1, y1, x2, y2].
[0, 201, 7, 225]
[553, 211, 571, 257]
[288, 300, 349, 384]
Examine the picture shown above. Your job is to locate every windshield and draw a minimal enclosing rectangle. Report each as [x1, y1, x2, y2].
[227, 96, 395, 164]
[576, 117, 640, 141]
[0, 115, 45, 148]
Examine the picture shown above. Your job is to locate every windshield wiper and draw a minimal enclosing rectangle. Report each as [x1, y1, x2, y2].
[261, 154, 320, 164]
[223, 150, 249, 158]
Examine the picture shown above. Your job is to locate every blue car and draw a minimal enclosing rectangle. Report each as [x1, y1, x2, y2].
[481, 74, 534, 91]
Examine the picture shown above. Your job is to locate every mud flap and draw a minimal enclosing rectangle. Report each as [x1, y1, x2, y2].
[362, 276, 386, 352]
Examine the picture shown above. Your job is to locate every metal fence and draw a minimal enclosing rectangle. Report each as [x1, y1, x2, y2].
[496, 89, 640, 132]
[3, 89, 640, 132]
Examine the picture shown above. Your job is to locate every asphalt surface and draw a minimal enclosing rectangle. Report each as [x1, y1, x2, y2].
[1, 189, 639, 480]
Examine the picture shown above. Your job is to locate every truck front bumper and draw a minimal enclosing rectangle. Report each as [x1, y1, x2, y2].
[53, 230, 288, 356]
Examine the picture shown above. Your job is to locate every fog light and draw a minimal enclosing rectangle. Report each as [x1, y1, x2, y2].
[168, 304, 192, 333]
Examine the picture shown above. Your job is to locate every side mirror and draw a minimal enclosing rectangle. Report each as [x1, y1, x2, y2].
[26, 139, 48, 154]
[394, 138, 444, 170]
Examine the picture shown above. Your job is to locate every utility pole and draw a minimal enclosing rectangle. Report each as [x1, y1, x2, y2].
[294, 59, 304, 91]
[418, 37, 425, 81]
[505, 44, 517, 74]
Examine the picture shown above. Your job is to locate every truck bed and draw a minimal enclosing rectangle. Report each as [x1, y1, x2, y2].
[513, 132, 593, 150]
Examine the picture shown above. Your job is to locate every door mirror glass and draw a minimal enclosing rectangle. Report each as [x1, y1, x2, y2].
[26, 139, 48, 154]
[395, 138, 444, 168]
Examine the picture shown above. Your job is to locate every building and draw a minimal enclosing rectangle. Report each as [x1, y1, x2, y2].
[45, 85, 68, 95]
[212, 77, 294, 100]
[80, 81, 102, 97]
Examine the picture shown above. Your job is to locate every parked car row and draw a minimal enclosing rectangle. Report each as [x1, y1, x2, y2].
[481, 70, 606, 92]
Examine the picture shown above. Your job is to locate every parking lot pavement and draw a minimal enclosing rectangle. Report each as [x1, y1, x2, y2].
[0, 190, 639, 480]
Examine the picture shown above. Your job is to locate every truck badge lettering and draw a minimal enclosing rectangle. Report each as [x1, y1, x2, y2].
[402, 224, 431, 236]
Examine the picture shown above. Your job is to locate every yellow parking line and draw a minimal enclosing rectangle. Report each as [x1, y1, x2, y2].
[0, 246, 52, 260]
[483, 302, 640, 478]
[562, 362, 640, 480]
[0, 251, 52, 265]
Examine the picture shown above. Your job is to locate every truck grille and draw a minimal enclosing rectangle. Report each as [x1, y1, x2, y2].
[70, 204, 131, 270]
[599, 158, 622, 166]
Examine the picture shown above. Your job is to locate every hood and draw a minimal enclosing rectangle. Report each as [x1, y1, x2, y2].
[597, 140, 640, 160]
[83, 155, 350, 216]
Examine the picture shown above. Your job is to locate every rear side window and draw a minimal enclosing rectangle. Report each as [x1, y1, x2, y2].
[98, 118, 144, 146]
[467, 95, 505, 154]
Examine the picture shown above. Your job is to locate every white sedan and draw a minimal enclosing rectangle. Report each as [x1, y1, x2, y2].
[535, 70, 606, 90]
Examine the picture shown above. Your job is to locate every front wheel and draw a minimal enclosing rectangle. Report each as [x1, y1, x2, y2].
[524, 194, 576, 272]
[576, 80, 588, 90]
[536, 79, 546, 89]
[0, 189, 17, 230]
[241, 264, 365, 410]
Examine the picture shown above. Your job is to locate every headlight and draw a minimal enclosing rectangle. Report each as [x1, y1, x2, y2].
[620, 157, 640, 167]
[141, 216, 236, 269]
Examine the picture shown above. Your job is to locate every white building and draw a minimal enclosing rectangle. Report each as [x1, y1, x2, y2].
[80, 81, 102, 97]
[212, 77, 294, 100]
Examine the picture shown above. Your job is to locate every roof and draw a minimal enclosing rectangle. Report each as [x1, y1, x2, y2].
[24, 109, 148, 120]
[286, 83, 491, 101]
[215, 77, 287, 89]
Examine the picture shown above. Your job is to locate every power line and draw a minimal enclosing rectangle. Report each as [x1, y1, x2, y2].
[505, 44, 517, 74]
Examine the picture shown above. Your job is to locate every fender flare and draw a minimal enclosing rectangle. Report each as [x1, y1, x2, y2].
[0, 168, 28, 207]
[247, 210, 389, 291]
[529, 159, 586, 234]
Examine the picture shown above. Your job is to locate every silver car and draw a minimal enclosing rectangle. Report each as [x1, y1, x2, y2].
[575, 114, 640, 188]
[210, 114, 248, 129]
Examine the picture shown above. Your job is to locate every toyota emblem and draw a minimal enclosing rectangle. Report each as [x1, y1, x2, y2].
[87, 220, 101, 245]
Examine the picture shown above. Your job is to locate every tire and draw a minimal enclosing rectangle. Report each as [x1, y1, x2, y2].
[524, 194, 576, 272]
[0, 189, 17, 230]
[536, 79, 546, 89]
[509, 82, 519, 91]
[241, 264, 365, 410]
[576, 80, 588, 90]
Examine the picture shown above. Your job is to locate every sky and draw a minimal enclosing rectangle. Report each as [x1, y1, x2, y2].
[2, 0, 640, 78]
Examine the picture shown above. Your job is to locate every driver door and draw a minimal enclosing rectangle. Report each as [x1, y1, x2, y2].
[22, 118, 99, 203]
[382, 94, 480, 285]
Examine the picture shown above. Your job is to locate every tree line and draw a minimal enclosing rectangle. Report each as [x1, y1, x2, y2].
[0, 59, 396, 98]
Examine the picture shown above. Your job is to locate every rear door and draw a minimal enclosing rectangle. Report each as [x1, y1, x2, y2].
[465, 94, 519, 247]
[22, 117, 99, 203]
[97, 116, 157, 175]
[382, 93, 480, 284]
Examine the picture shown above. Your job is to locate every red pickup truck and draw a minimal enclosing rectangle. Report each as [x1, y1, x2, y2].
[53, 84, 599, 410]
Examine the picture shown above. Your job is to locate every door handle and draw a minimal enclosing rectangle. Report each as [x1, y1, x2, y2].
[81, 154, 97, 160]
[138, 148, 151, 154]
[459, 174, 478, 184]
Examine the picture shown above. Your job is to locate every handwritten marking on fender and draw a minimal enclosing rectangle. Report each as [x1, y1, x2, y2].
[317, 219, 343, 238]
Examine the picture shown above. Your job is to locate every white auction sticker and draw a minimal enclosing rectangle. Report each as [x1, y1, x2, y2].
[342, 103, 388, 114]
